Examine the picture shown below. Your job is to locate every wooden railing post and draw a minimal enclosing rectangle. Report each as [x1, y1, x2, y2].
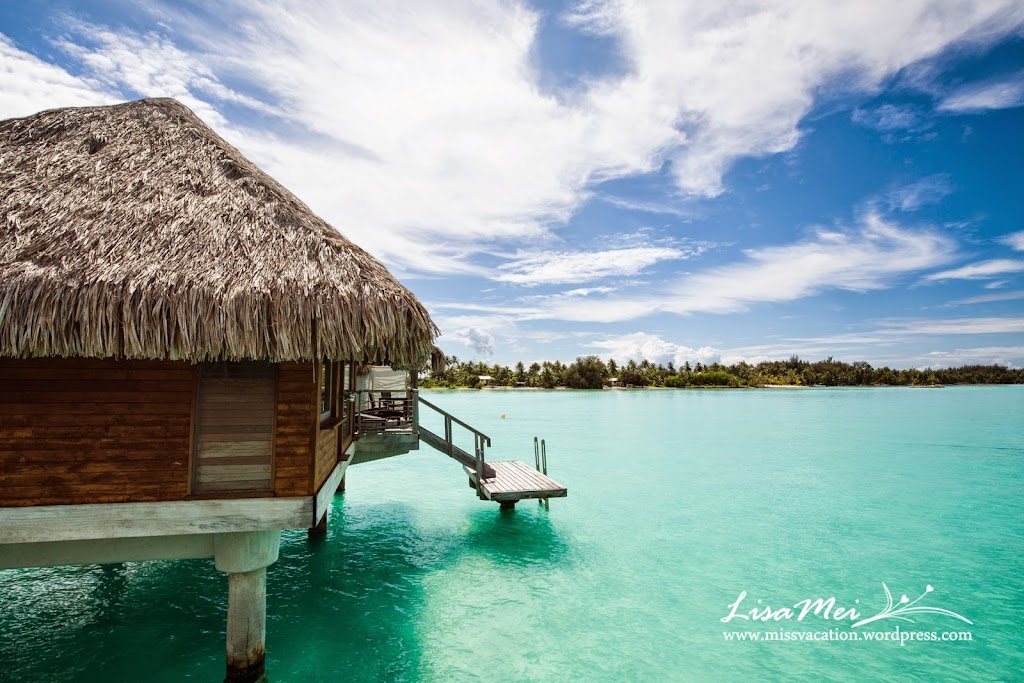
[411, 389, 419, 435]
[415, 395, 494, 480]
[475, 435, 484, 496]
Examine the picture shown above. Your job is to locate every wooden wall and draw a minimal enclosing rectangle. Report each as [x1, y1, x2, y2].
[1, 357, 324, 507]
[312, 361, 355, 493]
[273, 362, 317, 497]
[314, 426, 338, 491]
[0, 357, 194, 507]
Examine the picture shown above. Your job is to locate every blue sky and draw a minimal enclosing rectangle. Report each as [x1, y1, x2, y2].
[2, 1, 1024, 368]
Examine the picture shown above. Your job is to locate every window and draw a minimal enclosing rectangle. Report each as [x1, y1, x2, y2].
[340, 363, 356, 447]
[320, 359, 336, 421]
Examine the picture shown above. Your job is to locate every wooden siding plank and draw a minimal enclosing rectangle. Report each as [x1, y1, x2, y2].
[0, 358, 193, 507]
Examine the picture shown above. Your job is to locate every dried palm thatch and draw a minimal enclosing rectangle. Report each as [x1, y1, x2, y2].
[0, 98, 439, 364]
[430, 345, 448, 375]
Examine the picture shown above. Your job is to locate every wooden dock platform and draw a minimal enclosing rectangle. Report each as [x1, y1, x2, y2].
[465, 460, 567, 505]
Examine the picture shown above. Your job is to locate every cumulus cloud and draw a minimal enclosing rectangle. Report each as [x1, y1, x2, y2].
[923, 259, 1024, 282]
[588, 332, 721, 366]
[447, 327, 496, 356]
[567, 1, 1024, 196]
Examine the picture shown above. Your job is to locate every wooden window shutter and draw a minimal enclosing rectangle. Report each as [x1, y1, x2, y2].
[192, 361, 276, 493]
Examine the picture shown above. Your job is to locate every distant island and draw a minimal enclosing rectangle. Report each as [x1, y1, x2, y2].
[420, 355, 1024, 389]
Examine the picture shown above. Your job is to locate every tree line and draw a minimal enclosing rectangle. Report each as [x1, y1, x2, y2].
[419, 355, 1024, 389]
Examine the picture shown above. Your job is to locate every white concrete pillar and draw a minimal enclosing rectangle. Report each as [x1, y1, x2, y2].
[214, 531, 280, 683]
[225, 568, 267, 683]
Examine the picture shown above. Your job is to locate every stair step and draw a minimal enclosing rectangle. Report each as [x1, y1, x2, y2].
[419, 427, 496, 479]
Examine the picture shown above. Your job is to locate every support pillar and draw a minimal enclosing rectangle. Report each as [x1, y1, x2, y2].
[338, 475, 346, 493]
[499, 500, 517, 510]
[225, 568, 267, 683]
[214, 531, 280, 683]
[308, 511, 328, 538]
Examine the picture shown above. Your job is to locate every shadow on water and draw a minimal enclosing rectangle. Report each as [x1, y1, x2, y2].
[268, 493, 577, 679]
[0, 495, 572, 683]
[264, 500, 431, 682]
[266, 494, 573, 681]
[458, 505, 572, 568]
[0, 558, 228, 682]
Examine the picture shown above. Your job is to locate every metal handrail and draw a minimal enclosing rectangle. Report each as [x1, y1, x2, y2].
[417, 395, 491, 445]
[534, 437, 550, 510]
[418, 395, 492, 494]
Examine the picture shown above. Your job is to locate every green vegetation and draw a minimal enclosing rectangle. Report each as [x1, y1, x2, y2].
[419, 354, 1024, 389]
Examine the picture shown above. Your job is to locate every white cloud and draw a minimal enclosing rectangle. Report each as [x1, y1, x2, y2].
[588, 332, 721, 366]
[938, 72, 1024, 112]
[598, 194, 697, 218]
[494, 246, 691, 285]
[446, 327, 496, 356]
[852, 104, 924, 131]
[568, 1, 1024, 196]
[920, 346, 1024, 368]
[537, 214, 955, 321]
[886, 174, 953, 211]
[517, 286, 620, 303]
[719, 318, 1024, 365]
[1, 1, 1018, 275]
[0, 35, 114, 119]
[1000, 230, 1024, 251]
[53, 23, 280, 130]
[718, 342, 872, 366]
[880, 316, 1024, 335]
[924, 259, 1024, 281]
[947, 290, 1024, 305]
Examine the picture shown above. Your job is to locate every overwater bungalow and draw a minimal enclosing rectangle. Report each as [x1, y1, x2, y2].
[0, 98, 563, 682]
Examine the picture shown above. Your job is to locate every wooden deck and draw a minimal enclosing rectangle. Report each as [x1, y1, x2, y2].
[465, 460, 567, 503]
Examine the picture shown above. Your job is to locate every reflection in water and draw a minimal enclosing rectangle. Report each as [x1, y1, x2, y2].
[2, 388, 1023, 681]
[266, 503, 429, 681]
[460, 507, 571, 567]
[0, 559, 227, 681]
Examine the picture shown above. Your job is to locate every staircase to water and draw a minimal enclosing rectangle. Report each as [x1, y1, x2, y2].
[355, 391, 567, 508]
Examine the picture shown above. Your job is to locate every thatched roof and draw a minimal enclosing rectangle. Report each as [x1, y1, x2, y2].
[430, 345, 448, 375]
[0, 98, 438, 364]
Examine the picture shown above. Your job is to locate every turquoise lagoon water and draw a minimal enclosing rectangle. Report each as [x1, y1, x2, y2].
[1, 386, 1023, 681]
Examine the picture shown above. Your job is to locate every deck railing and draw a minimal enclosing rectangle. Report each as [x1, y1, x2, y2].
[353, 391, 496, 483]
[353, 388, 417, 436]
[417, 395, 495, 485]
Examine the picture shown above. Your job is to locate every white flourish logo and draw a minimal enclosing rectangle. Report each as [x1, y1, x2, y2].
[851, 583, 973, 628]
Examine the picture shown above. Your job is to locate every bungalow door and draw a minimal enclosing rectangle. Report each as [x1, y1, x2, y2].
[192, 361, 276, 493]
